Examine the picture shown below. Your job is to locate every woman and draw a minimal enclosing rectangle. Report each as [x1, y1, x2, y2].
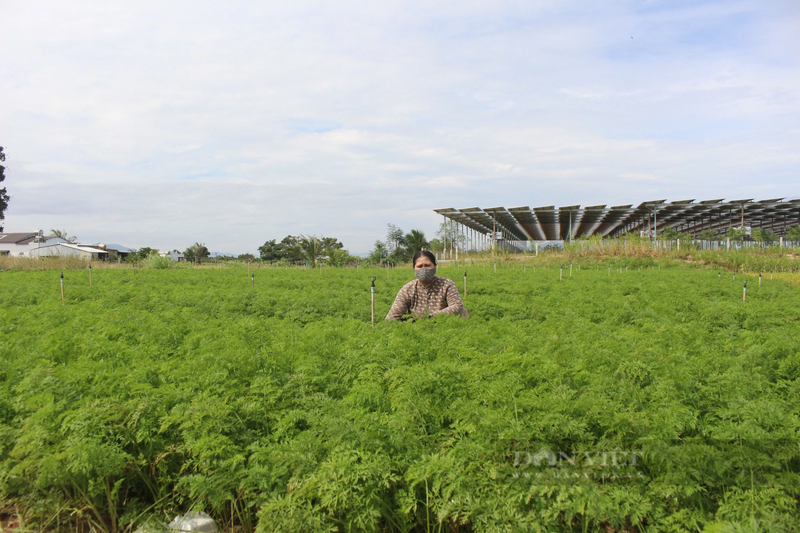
[385, 251, 469, 320]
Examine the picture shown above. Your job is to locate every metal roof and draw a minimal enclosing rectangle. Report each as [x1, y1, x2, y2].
[435, 198, 800, 241]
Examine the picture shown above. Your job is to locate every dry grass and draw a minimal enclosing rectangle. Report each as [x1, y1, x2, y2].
[0, 256, 127, 271]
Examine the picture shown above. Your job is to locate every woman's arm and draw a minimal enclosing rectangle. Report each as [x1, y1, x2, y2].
[385, 283, 413, 320]
[431, 279, 465, 317]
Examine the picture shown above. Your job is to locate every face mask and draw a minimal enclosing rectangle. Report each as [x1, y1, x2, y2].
[415, 267, 436, 282]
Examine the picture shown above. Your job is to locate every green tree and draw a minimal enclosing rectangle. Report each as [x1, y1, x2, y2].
[386, 224, 405, 255]
[435, 219, 465, 249]
[238, 253, 256, 262]
[184, 242, 210, 264]
[405, 229, 428, 256]
[726, 227, 747, 241]
[280, 235, 304, 262]
[0, 147, 9, 232]
[786, 227, 800, 241]
[428, 238, 444, 254]
[696, 229, 718, 240]
[369, 241, 389, 264]
[258, 239, 283, 261]
[298, 235, 324, 267]
[136, 247, 158, 259]
[751, 228, 777, 244]
[326, 248, 355, 267]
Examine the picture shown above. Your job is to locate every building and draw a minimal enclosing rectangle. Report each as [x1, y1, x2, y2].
[28, 243, 109, 260]
[159, 250, 186, 262]
[0, 232, 69, 256]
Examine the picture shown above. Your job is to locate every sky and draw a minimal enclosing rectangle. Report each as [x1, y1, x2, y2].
[1, 0, 799, 255]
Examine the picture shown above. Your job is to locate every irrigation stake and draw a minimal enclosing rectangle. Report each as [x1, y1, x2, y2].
[559, 265, 563, 281]
[743, 280, 747, 302]
[759, 273, 762, 287]
[60, 270, 64, 302]
[463, 271, 467, 298]
[370, 276, 376, 326]
[89, 265, 92, 286]
[494, 262, 497, 274]
[608, 265, 611, 276]
[570, 263, 573, 277]
[718, 272, 721, 280]
[251, 273, 254, 287]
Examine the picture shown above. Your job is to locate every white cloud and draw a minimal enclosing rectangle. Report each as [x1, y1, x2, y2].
[1, 0, 798, 253]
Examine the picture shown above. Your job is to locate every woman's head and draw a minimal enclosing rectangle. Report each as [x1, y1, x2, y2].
[412, 250, 437, 269]
[412, 251, 437, 283]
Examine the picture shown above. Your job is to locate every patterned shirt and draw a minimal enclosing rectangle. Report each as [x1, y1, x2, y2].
[385, 276, 468, 320]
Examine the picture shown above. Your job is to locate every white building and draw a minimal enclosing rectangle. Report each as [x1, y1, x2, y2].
[159, 249, 185, 262]
[28, 243, 109, 260]
[0, 232, 69, 256]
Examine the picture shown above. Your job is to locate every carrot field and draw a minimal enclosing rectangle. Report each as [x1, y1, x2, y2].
[1, 259, 799, 532]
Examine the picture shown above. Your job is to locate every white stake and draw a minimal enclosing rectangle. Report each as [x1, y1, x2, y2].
[370, 277, 376, 325]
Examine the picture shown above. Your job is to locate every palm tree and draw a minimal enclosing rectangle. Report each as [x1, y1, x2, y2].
[405, 229, 428, 256]
[298, 235, 324, 267]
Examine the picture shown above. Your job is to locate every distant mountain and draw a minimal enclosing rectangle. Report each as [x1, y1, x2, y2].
[209, 251, 238, 258]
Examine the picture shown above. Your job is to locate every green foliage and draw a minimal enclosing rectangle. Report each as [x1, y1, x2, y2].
[259, 236, 343, 265]
[659, 226, 691, 241]
[751, 228, 778, 244]
[2, 261, 800, 531]
[136, 247, 158, 260]
[145, 253, 175, 269]
[697, 229, 719, 240]
[184, 242, 210, 264]
[368, 240, 389, 265]
[786, 227, 800, 242]
[404, 229, 428, 256]
[727, 227, 748, 241]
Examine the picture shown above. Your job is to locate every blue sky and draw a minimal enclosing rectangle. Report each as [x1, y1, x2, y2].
[1, 0, 798, 254]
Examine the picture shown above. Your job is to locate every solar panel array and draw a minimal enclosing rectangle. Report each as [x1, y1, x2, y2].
[435, 198, 800, 241]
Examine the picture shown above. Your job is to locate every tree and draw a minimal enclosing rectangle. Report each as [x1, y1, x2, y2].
[369, 240, 389, 264]
[726, 227, 747, 241]
[386, 224, 405, 254]
[51, 229, 76, 242]
[184, 242, 210, 264]
[297, 235, 325, 267]
[696, 229, 718, 240]
[435, 219, 465, 250]
[327, 248, 355, 267]
[751, 228, 777, 244]
[258, 239, 283, 261]
[136, 247, 158, 259]
[0, 147, 8, 232]
[320, 237, 343, 251]
[238, 253, 256, 262]
[279, 235, 304, 262]
[786, 227, 800, 242]
[405, 229, 428, 256]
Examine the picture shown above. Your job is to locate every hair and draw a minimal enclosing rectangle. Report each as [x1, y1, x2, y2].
[412, 250, 437, 267]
